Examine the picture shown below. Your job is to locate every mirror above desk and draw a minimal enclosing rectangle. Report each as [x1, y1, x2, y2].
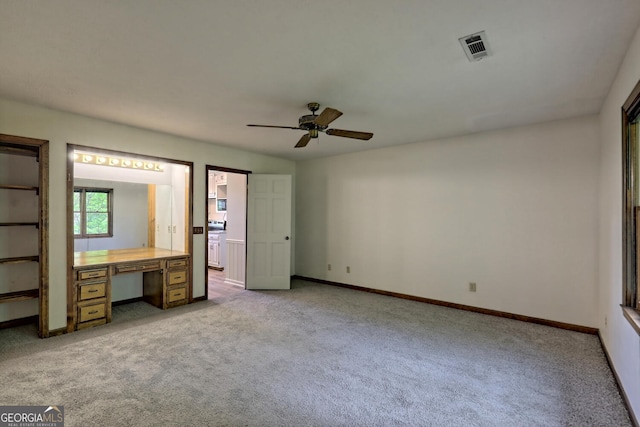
[73, 153, 188, 253]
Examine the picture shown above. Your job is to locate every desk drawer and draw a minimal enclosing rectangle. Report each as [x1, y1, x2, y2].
[167, 258, 188, 269]
[77, 268, 107, 281]
[167, 287, 187, 303]
[168, 270, 187, 285]
[78, 303, 106, 322]
[78, 282, 106, 301]
[115, 260, 161, 274]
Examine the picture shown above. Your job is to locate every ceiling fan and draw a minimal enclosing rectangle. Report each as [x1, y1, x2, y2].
[247, 102, 373, 148]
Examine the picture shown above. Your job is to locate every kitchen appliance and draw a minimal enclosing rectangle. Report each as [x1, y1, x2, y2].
[208, 220, 225, 231]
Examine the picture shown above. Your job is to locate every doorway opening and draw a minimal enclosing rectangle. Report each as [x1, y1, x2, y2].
[205, 165, 249, 299]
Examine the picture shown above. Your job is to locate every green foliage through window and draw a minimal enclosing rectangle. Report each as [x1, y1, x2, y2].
[74, 188, 113, 238]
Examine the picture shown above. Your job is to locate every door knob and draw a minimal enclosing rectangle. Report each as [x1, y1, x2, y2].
[285, 236, 290, 240]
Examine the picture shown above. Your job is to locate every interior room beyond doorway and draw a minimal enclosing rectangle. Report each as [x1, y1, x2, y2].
[206, 167, 248, 298]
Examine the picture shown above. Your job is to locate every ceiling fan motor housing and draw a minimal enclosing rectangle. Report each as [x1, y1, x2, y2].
[299, 114, 326, 137]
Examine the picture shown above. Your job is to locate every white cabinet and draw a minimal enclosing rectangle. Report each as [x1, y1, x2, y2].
[208, 173, 216, 198]
[214, 173, 227, 211]
[216, 184, 227, 212]
[214, 174, 227, 185]
[209, 171, 226, 199]
[208, 232, 227, 269]
[209, 235, 219, 267]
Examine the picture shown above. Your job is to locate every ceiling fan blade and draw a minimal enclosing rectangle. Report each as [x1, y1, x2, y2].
[294, 134, 311, 148]
[247, 124, 301, 130]
[325, 128, 373, 140]
[314, 107, 343, 127]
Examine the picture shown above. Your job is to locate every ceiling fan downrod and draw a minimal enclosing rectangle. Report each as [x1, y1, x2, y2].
[307, 102, 320, 114]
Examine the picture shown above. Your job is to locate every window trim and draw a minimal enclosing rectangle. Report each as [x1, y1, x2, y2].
[622, 78, 640, 334]
[73, 187, 113, 238]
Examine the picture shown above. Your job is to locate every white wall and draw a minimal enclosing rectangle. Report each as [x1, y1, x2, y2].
[226, 173, 247, 241]
[170, 165, 187, 252]
[0, 97, 295, 332]
[598, 25, 640, 420]
[296, 115, 600, 327]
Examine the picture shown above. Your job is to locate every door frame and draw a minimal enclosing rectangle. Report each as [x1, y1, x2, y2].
[205, 165, 251, 299]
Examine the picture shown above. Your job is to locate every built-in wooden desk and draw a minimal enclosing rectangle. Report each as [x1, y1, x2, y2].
[70, 248, 191, 330]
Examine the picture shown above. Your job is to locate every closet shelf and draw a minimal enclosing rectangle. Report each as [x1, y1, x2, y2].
[0, 289, 39, 304]
[0, 144, 38, 158]
[0, 256, 39, 264]
[0, 184, 38, 192]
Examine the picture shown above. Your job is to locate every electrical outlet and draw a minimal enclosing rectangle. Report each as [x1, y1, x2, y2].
[167, 225, 171, 233]
[346, 266, 351, 273]
[469, 282, 477, 292]
[173, 225, 177, 233]
[328, 264, 332, 271]
[605, 316, 607, 326]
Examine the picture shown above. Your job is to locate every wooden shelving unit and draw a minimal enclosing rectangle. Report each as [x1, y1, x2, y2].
[0, 289, 39, 304]
[0, 134, 48, 336]
[0, 255, 39, 264]
[0, 184, 38, 192]
[0, 144, 38, 157]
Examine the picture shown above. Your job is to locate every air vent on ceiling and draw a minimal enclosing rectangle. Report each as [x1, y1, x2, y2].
[459, 31, 492, 62]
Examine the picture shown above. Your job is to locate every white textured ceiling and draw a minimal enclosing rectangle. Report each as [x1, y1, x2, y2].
[1, 1, 639, 160]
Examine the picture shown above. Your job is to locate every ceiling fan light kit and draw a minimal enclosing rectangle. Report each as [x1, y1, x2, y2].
[247, 102, 373, 148]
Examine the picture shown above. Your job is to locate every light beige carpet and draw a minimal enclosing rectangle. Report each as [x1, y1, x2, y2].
[0, 280, 632, 426]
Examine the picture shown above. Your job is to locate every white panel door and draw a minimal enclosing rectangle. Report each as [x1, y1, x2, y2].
[247, 174, 292, 290]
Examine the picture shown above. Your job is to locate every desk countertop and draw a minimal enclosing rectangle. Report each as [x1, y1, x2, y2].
[74, 247, 190, 268]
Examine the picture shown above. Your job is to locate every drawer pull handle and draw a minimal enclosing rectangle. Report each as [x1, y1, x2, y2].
[88, 289, 99, 293]
[87, 272, 101, 277]
[88, 310, 99, 315]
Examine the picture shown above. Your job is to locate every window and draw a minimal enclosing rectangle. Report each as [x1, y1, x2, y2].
[73, 187, 113, 238]
[622, 79, 640, 333]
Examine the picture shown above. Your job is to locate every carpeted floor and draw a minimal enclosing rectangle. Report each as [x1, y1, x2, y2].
[0, 280, 632, 426]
